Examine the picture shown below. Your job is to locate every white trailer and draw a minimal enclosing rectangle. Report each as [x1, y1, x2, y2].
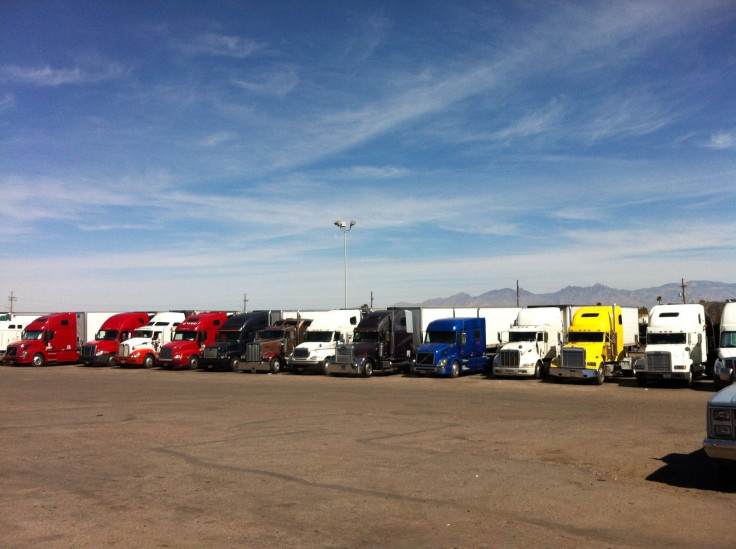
[714, 301, 736, 388]
[287, 309, 362, 374]
[493, 306, 570, 378]
[637, 303, 708, 387]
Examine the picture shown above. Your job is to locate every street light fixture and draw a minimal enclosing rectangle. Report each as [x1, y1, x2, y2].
[334, 220, 356, 308]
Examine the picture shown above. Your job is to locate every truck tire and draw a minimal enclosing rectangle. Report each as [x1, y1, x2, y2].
[684, 371, 693, 388]
[107, 355, 116, 368]
[142, 354, 155, 369]
[322, 359, 330, 376]
[270, 357, 281, 374]
[362, 360, 373, 378]
[229, 357, 239, 371]
[450, 360, 460, 378]
[595, 364, 605, 385]
[32, 353, 45, 367]
[533, 361, 542, 379]
[188, 355, 199, 370]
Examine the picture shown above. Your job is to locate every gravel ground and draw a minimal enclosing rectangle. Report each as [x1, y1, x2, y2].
[1, 365, 734, 548]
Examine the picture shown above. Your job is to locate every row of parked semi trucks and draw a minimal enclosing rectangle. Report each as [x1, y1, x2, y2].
[2, 301, 735, 387]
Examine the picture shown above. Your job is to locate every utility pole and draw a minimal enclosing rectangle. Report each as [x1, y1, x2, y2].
[370, 291, 374, 309]
[8, 291, 17, 315]
[678, 278, 688, 304]
[516, 280, 519, 307]
[243, 293, 248, 312]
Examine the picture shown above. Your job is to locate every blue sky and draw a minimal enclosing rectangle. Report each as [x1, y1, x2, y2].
[1, 1, 734, 312]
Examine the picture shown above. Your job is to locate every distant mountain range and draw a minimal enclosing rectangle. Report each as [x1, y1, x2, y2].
[395, 280, 736, 309]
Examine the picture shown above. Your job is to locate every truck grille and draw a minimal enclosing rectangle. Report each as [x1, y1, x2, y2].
[335, 345, 353, 364]
[498, 349, 520, 368]
[293, 347, 310, 359]
[118, 344, 130, 357]
[204, 347, 218, 359]
[6, 347, 17, 357]
[646, 352, 671, 372]
[415, 352, 435, 366]
[246, 342, 261, 362]
[725, 358, 736, 370]
[159, 347, 172, 360]
[82, 344, 96, 358]
[561, 348, 585, 369]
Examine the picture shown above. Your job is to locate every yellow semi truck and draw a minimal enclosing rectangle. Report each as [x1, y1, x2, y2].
[548, 305, 638, 384]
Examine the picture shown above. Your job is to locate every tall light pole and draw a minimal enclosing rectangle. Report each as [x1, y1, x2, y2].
[334, 220, 356, 308]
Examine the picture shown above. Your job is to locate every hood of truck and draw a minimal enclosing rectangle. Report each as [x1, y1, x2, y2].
[563, 343, 604, 364]
[501, 341, 536, 354]
[719, 348, 736, 359]
[709, 383, 736, 407]
[86, 340, 118, 351]
[350, 342, 379, 357]
[121, 337, 154, 350]
[646, 344, 693, 365]
[207, 341, 238, 354]
[6, 340, 41, 351]
[417, 343, 451, 359]
[163, 341, 199, 354]
[294, 341, 334, 352]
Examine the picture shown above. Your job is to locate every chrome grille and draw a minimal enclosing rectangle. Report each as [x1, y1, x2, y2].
[415, 352, 434, 366]
[498, 349, 520, 368]
[203, 347, 218, 359]
[561, 348, 585, 369]
[293, 347, 310, 359]
[246, 342, 261, 362]
[118, 344, 130, 357]
[335, 345, 353, 364]
[646, 352, 671, 372]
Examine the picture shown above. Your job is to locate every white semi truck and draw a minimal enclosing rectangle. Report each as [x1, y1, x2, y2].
[116, 311, 186, 368]
[492, 306, 572, 378]
[287, 309, 362, 374]
[714, 301, 736, 388]
[637, 303, 708, 387]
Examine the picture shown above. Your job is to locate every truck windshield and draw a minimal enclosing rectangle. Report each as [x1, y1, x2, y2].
[721, 331, 736, 348]
[218, 331, 240, 343]
[173, 331, 198, 341]
[258, 329, 285, 340]
[425, 331, 457, 344]
[96, 330, 119, 341]
[21, 330, 44, 340]
[647, 333, 687, 345]
[353, 331, 380, 343]
[509, 331, 536, 343]
[133, 330, 153, 339]
[568, 332, 604, 343]
[305, 331, 333, 343]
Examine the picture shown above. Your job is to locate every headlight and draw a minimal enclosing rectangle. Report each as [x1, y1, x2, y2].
[21, 351, 28, 358]
[438, 359, 448, 367]
[712, 408, 732, 421]
[96, 350, 105, 356]
[130, 351, 141, 358]
[174, 354, 182, 359]
[714, 425, 732, 437]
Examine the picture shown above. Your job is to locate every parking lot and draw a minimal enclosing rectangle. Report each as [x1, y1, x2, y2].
[1, 365, 734, 548]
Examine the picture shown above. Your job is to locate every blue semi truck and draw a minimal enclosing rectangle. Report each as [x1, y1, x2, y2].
[412, 317, 488, 377]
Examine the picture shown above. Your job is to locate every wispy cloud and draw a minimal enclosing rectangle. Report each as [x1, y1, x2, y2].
[0, 64, 125, 86]
[704, 131, 735, 150]
[233, 65, 298, 96]
[171, 32, 265, 58]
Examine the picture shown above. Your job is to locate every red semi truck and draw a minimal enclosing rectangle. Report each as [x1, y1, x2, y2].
[80, 312, 150, 366]
[2, 312, 80, 366]
[157, 311, 228, 370]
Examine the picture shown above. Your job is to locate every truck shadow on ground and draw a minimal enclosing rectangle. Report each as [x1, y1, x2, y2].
[646, 448, 736, 493]
[608, 377, 719, 392]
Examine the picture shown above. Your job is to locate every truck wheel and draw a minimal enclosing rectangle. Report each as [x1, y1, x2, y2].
[270, 357, 281, 374]
[533, 361, 542, 379]
[230, 357, 239, 371]
[450, 360, 460, 378]
[595, 364, 605, 385]
[188, 355, 199, 370]
[32, 353, 45, 367]
[322, 359, 330, 376]
[362, 360, 373, 378]
[106, 355, 116, 368]
[684, 372, 693, 388]
[142, 354, 155, 369]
